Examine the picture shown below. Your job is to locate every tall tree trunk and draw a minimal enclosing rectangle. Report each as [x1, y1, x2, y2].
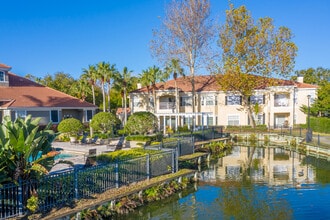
[107, 83, 111, 112]
[153, 87, 156, 114]
[244, 97, 256, 128]
[102, 82, 106, 112]
[124, 87, 127, 126]
[92, 85, 95, 105]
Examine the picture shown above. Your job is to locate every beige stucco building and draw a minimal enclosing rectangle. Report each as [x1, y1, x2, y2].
[129, 75, 318, 131]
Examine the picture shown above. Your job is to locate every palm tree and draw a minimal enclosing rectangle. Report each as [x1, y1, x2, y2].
[72, 77, 92, 101]
[82, 65, 97, 105]
[96, 62, 111, 112]
[114, 67, 133, 125]
[165, 59, 184, 113]
[105, 64, 118, 113]
[140, 66, 169, 113]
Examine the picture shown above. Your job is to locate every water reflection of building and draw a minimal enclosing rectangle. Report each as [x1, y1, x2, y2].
[200, 146, 315, 186]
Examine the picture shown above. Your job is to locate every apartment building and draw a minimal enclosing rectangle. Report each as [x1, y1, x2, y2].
[129, 75, 318, 131]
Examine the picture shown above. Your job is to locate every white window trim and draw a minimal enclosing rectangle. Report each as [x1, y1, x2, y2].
[227, 114, 240, 126]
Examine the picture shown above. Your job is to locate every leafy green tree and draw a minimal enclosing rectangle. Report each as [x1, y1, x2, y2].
[292, 67, 330, 86]
[301, 82, 330, 117]
[90, 112, 120, 134]
[40, 72, 77, 96]
[151, 0, 216, 115]
[0, 116, 58, 185]
[124, 112, 158, 135]
[217, 4, 297, 127]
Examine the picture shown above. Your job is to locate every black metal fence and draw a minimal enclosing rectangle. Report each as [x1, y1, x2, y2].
[0, 150, 176, 219]
[144, 137, 195, 157]
[174, 126, 230, 142]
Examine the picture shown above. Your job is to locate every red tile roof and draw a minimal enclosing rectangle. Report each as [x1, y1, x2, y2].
[132, 75, 318, 93]
[116, 107, 131, 115]
[0, 72, 97, 108]
[0, 63, 11, 69]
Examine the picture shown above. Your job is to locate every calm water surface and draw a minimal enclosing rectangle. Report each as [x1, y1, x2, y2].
[118, 146, 330, 220]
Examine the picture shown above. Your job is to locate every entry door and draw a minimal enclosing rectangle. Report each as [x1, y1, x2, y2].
[275, 115, 286, 128]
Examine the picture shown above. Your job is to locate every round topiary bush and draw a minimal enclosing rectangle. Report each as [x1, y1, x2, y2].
[124, 112, 158, 135]
[57, 118, 84, 136]
[90, 112, 120, 134]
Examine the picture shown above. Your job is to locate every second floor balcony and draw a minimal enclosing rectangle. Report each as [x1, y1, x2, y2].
[274, 94, 290, 107]
[159, 101, 175, 110]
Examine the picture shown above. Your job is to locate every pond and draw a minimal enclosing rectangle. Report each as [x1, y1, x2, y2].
[116, 145, 330, 220]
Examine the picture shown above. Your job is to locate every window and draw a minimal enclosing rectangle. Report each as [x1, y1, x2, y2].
[228, 115, 239, 125]
[133, 97, 141, 107]
[180, 97, 192, 106]
[50, 110, 59, 123]
[226, 95, 241, 105]
[207, 117, 213, 126]
[250, 95, 264, 104]
[86, 110, 93, 122]
[149, 97, 154, 107]
[202, 95, 217, 106]
[0, 71, 4, 81]
[16, 110, 26, 119]
[249, 113, 265, 125]
[274, 94, 289, 107]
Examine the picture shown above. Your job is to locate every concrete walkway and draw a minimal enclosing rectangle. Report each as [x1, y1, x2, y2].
[49, 140, 120, 173]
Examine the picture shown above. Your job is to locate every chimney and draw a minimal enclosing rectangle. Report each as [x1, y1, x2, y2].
[137, 83, 142, 89]
[297, 76, 304, 83]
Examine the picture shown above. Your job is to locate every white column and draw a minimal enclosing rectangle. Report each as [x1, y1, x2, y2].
[175, 114, 178, 131]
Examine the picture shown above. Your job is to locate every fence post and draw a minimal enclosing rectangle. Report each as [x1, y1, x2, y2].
[192, 136, 195, 154]
[318, 134, 320, 146]
[212, 127, 215, 139]
[115, 161, 119, 188]
[146, 154, 150, 180]
[74, 168, 78, 200]
[18, 178, 23, 216]
[202, 126, 205, 141]
[176, 147, 179, 173]
[172, 150, 175, 173]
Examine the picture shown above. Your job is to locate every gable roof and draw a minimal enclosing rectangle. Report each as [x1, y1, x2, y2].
[132, 75, 318, 93]
[0, 72, 97, 109]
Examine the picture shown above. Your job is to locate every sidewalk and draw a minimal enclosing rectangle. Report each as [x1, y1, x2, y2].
[49, 140, 119, 173]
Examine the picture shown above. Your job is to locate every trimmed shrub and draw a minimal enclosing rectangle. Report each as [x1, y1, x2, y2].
[124, 112, 158, 135]
[91, 112, 120, 134]
[57, 118, 84, 136]
[96, 148, 162, 163]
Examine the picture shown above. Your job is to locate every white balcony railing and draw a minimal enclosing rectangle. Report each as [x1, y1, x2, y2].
[159, 101, 175, 110]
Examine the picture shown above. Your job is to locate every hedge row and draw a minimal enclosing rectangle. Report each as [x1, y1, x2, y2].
[225, 125, 268, 132]
[310, 117, 330, 134]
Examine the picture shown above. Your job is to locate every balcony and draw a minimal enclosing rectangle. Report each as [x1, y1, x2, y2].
[159, 101, 175, 110]
[274, 94, 290, 107]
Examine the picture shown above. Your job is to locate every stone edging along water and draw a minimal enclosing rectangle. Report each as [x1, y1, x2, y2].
[232, 132, 330, 158]
[31, 169, 197, 220]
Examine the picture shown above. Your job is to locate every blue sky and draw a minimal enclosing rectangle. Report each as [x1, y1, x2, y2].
[0, 0, 329, 79]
